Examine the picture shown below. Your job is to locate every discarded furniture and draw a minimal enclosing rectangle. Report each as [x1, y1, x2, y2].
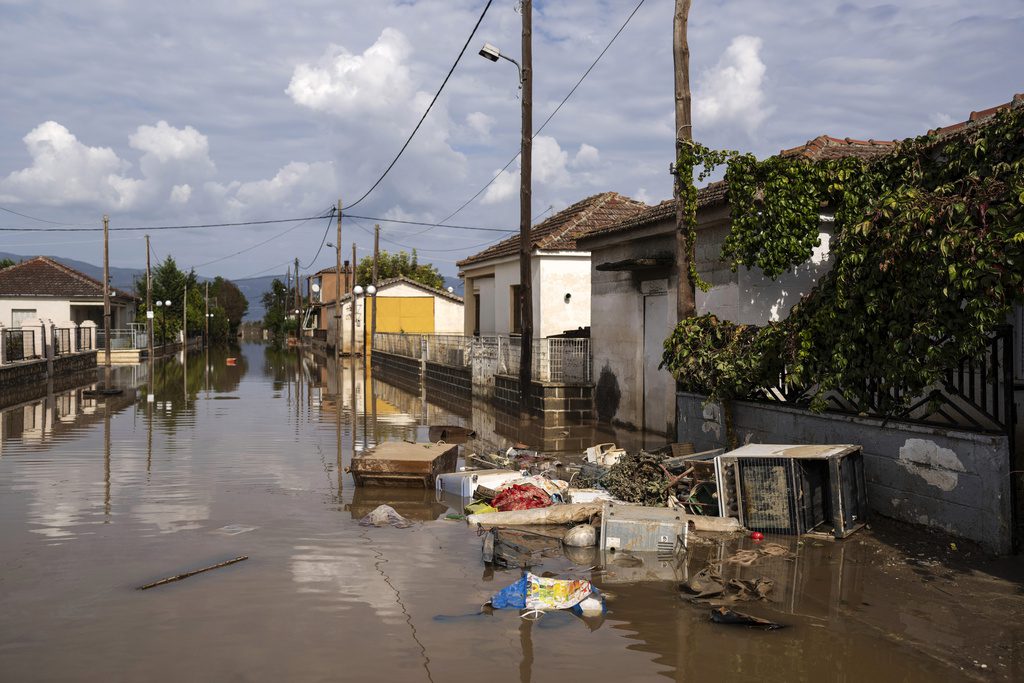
[435, 469, 527, 497]
[350, 441, 459, 487]
[715, 444, 867, 538]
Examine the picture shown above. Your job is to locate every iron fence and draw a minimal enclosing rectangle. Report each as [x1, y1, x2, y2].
[2, 328, 37, 363]
[96, 328, 148, 350]
[424, 335, 471, 367]
[53, 327, 94, 355]
[497, 336, 592, 383]
[374, 332, 423, 359]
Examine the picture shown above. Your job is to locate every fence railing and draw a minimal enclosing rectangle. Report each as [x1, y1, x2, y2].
[2, 328, 37, 363]
[753, 325, 1015, 435]
[372, 333, 592, 384]
[53, 327, 94, 356]
[374, 332, 423, 359]
[96, 328, 148, 350]
[424, 335, 471, 367]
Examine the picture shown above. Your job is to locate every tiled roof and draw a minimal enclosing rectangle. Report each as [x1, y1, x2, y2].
[329, 275, 463, 305]
[456, 192, 648, 268]
[0, 256, 136, 300]
[581, 94, 1024, 244]
[581, 181, 729, 242]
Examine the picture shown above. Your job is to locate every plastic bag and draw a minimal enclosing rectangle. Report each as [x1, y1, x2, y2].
[358, 504, 412, 528]
[490, 572, 595, 611]
[491, 484, 552, 511]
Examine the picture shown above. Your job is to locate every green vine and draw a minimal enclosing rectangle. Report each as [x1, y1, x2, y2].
[676, 141, 736, 290]
[665, 104, 1024, 415]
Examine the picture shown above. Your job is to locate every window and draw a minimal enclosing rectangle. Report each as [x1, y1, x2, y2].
[11, 309, 36, 327]
[510, 285, 522, 334]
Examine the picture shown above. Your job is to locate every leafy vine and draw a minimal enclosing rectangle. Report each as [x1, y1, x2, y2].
[676, 141, 735, 290]
[665, 104, 1024, 414]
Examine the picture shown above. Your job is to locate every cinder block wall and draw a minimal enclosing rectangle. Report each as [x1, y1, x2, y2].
[677, 391, 1013, 554]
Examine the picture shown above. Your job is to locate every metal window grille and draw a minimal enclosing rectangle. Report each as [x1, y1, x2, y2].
[2, 328, 36, 363]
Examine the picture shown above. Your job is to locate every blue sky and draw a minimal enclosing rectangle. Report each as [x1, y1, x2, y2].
[0, 0, 1020, 279]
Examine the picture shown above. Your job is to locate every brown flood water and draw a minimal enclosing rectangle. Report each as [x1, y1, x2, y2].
[1, 343, 1021, 682]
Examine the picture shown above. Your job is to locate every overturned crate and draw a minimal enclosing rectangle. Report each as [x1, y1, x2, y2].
[716, 444, 868, 539]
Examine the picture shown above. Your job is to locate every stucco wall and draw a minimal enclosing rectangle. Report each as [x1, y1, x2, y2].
[536, 254, 591, 337]
[0, 297, 70, 327]
[434, 297, 463, 335]
[677, 391, 1013, 553]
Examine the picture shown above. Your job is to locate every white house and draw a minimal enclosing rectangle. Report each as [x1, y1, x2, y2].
[578, 137, 895, 435]
[457, 192, 647, 338]
[0, 256, 137, 329]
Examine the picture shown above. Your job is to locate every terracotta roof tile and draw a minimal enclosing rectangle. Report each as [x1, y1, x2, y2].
[580, 181, 728, 241]
[0, 256, 137, 301]
[456, 192, 647, 268]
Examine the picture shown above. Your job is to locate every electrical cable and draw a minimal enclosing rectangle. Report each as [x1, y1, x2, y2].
[299, 208, 338, 270]
[341, 0, 494, 211]
[190, 208, 332, 270]
[434, 0, 648, 227]
[0, 206, 86, 226]
[0, 213, 334, 233]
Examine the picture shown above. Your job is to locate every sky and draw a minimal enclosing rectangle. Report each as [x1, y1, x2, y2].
[0, 0, 1020, 281]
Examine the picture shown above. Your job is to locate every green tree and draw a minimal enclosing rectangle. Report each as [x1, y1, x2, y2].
[354, 249, 444, 290]
[0, 258, 15, 269]
[135, 256, 204, 343]
[261, 278, 296, 344]
[210, 276, 248, 335]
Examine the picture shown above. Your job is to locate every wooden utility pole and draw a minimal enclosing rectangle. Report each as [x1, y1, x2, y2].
[674, 0, 695, 319]
[371, 224, 379, 356]
[294, 257, 301, 327]
[183, 281, 187, 348]
[351, 242, 357, 356]
[518, 0, 534, 419]
[335, 199, 342, 360]
[102, 214, 111, 368]
[146, 234, 153, 360]
[204, 280, 210, 346]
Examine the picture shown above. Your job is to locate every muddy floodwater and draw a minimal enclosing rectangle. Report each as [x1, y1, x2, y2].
[1, 344, 1021, 682]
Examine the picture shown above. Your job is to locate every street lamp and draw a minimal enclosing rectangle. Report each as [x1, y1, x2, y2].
[155, 300, 172, 345]
[480, 12, 534, 419]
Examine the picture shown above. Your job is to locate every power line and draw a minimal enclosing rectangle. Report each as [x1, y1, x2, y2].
[0, 206, 86, 226]
[342, 0, 494, 211]
[341, 213, 513, 233]
[435, 0, 648, 227]
[191, 209, 332, 271]
[349, 217, 502, 254]
[299, 208, 338, 270]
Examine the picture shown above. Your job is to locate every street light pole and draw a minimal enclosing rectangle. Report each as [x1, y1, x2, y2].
[146, 234, 153, 360]
[335, 199, 342, 360]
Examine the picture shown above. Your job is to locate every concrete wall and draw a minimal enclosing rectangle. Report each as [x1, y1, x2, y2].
[536, 254, 591, 337]
[0, 351, 98, 409]
[676, 392, 1013, 553]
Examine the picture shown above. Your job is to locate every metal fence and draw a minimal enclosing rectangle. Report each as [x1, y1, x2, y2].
[493, 336, 592, 383]
[96, 328, 148, 350]
[374, 332, 423, 359]
[2, 328, 37, 363]
[424, 335, 471, 367]
[53, 327, 94, 355]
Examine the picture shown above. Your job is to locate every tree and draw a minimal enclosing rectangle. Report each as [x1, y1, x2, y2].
[261, 278, 296, 344]
[211, 276, 248, 334]
[135, 256, 203, 343]
[354, 249, 444, 290]
[0, 258, 15, 269]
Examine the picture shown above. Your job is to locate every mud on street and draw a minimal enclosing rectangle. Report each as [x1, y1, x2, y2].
[0, 344, 1021, 681]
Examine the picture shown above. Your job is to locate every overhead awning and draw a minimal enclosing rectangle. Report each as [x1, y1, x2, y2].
[595, 255, 674, 272]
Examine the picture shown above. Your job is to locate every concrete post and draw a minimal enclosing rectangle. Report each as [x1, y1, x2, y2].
[0, 323, 5, 365]
[45, 322, 55, 379]
[81, 321, 98, 351]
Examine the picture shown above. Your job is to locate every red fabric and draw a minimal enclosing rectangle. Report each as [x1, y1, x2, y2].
[491, 484, 553, 511]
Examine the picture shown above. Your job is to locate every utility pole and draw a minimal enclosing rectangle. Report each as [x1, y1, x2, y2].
[371, 224, 379, 356]
[183, 281, 187, 350]
[294, 257, 301, 332]
[102, 214, 111, 369]
[204, 280, 209, 347]
[674, 0, 695, 319]
[146, 234, 153, 360]
[335, 199, 342, 360]
[351, 242, 357, 356]
[518, 0, 534, 419]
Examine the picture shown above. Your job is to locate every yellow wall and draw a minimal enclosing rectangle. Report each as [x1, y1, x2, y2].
[367, 297, 435, 339]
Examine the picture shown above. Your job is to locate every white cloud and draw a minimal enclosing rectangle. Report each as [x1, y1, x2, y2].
[482, 135, 574, 205]
[634, 187, 655, 205]
[129, 121, 212, 166]
[169, 183, 192, 204]
[466, 111, 495, 138]
[209, 161, 336, 216]
[286, 28, 414, 117]
[0, 121, 140, 208]
[572, 143, 600, 168]
[695, 35, 771, 134]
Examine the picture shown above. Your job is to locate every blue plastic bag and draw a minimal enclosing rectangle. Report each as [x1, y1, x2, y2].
[490, 574, 528, 609]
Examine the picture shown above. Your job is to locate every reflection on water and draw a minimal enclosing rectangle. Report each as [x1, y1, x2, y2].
[0, 343, 1019, 682]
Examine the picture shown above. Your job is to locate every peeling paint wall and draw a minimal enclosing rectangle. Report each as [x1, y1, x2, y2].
[677, 391, 1013, 554]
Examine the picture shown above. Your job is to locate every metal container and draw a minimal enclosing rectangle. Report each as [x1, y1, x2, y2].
[600, 502, 688, 555]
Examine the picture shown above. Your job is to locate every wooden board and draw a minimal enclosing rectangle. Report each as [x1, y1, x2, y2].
[351, 441, 459, 487]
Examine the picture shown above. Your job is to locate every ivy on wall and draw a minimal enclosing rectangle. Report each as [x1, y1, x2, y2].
[664, 105, 1024, 413]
